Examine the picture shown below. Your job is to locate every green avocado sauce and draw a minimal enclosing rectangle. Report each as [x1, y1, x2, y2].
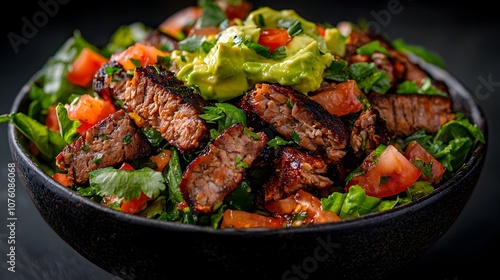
[173, 6, 346, 101]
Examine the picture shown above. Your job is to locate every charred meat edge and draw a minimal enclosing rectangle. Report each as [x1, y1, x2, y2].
[369, 93, 455, 137]
[118, 65, 210, 154]
[239, 83, 349, 164]
[258, 146, 333, 206]
[179, 123, 268, 214]
[55, 109, 154, 185]
[349, 107, 390, 157]
[93, 60, 130, 102]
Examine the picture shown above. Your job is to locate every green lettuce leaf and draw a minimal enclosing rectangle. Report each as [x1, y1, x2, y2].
[0, 112, 66, 160]
[89, 167, 166, 201]
[321, 185, 399, 219]
[391, 38, 445, 68]
[55, 102, 81, 144]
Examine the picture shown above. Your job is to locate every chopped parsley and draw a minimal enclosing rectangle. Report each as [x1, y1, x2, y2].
[277, 19, 303, 36]
[123, 135, 131, 145]
[268, 135, 294, 149]
[235, 156, 249, 169]
[92, 156, 103, 165]
[291, 131, 300, 144]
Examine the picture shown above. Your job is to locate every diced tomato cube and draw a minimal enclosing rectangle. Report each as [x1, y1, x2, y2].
[67, 48, 108, 87]
[404, 140, 446, 184]
[346, 145, 422, 198]
[311, 80, 367, 116]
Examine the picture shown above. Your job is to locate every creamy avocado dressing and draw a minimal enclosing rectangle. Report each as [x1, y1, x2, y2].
[174, 7, 346, 101]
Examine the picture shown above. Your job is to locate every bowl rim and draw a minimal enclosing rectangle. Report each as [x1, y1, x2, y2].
[8, 59, 488, 236]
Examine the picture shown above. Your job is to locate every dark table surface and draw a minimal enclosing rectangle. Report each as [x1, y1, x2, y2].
[1, 1, 499, 279]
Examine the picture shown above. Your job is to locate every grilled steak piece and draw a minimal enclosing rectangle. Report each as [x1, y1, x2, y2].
[369, 93, 455, 137]
[93, 60, 131, 101]
[257, 147, 333, 206]
[350, 107, 390, 157]
[179, 124, 268, 214]
[239, 83, 349, 164]
[55, 109, 153, 185]
[117, 65, 210, 154]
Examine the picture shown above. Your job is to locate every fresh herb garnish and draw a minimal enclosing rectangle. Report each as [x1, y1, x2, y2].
[278, 19, 303, 36]
[397, 77, 447, 97]
[235, 156, 249, 169]
[267, 135, 294, 149]
[356, 40, 389, 56]
[324, 61, 391, 94]
[291, 131, 300, 144]
[123, 135, 131, 145]
[392, 38, 445, 68]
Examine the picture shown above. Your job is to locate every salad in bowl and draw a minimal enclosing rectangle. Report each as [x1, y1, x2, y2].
[1, 0, 485, 230]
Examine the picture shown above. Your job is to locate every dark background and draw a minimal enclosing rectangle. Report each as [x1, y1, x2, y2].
[0, 0, 498, 279]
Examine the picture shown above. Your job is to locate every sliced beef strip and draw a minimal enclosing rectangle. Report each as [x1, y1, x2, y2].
[179, 123, 268, 214]
[350, 107, 390, 157]
[93, 60, 131, 101]
[257, 147, 333, 206]
[369, 93, 456, 137]
[117, 65, 210, 154]
[239, 83, 349, 164]
[55, 109, 153, 185]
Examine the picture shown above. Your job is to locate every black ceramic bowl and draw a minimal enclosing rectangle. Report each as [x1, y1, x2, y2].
[8, 59, 487, 280]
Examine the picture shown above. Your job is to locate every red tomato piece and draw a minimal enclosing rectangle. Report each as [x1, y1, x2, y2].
[220, 209, 286, 229]
[120, 192, 151, 215]
[66, 94, 116, 134]
[265, 189, 340, 225]
[216, 0, 252, 19]
[110, 43, 168, 71]
[45, 105, 60, 133]
[149, 149, 173, 172]
[52, 173, 72, 187]
[265, 196, 297, 214]
[75, 122, 93, 135]
[346, 145, 422, 198]
[404, 141, 446, 184]
[311, 80, 367, 116]
[67, 48, 109, 88]
[316, 25, 326, 36]
[258, 28, 292, 52]
[119, 162, 135, 171]
[293, 189, 341, 224]
[158, 6, 202, 40]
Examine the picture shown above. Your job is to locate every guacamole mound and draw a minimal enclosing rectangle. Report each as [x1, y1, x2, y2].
[173, 6, 346, 102]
